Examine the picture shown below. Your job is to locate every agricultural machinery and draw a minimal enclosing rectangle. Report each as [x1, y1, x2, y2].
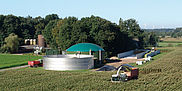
[28, 59, 43, 67]
[111, 64, 139, 82]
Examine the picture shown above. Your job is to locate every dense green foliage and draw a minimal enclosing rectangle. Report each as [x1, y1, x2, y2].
[119, 18, 142, 37]
[0, 14, 158, 55]
[0, 14, 58, 48]
[0, 46, 182, 90]
[0, 54, 42, 69]
[43, 16, 147, 56]
[170, 28, 182, 38]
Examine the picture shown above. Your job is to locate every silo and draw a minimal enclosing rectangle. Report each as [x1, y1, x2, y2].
[33, 39, 36, 45]
[30, 39, 33, 45]
[38, 35, 45, 47]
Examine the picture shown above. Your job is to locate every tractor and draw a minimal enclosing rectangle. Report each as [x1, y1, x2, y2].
[111, 64, 139, 82]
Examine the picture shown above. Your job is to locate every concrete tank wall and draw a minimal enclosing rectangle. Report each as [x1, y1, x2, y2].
[136, 50, 149, 59]
[118, 49, 149, 59]
[117, 50, 134, 58]
[147, 50, 160, 57]
[43, 54, 94, 71]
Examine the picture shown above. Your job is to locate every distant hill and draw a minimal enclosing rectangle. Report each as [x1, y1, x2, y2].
[143, 29, 175, 32]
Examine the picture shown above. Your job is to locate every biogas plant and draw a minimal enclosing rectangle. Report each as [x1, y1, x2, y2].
[28, 42, 160, 82]
[28, 38, 159, 74]
[43, 43, 105, 71]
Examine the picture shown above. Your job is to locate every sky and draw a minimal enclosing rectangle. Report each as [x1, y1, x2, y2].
[0, 0, 182, 29]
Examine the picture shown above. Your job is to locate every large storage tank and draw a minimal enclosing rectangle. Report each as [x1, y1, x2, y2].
[43, 54, 94, 71]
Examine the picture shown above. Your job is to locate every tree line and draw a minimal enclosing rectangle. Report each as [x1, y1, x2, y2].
[42, 16, 158, 57]
[0, 14, 58, 53]
[145, 28, 182, 38]
[0, 14, 158, 56]
[0, 14, 59, 47]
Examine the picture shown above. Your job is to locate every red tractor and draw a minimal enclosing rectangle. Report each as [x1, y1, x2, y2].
[111, 64, 139, 82]
[28, 59, 43, 67]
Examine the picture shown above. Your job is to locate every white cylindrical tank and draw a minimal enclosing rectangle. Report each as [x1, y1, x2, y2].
[43, 54, 94, 71]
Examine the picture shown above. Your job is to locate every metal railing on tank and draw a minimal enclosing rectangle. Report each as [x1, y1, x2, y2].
[45, 49, 59, 56]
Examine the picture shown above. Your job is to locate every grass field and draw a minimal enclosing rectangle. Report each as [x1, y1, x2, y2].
[129, 51, 168, 68]
[0, 46, 182, 90]
[158, 41, 182, 47]
[160, 37, 182, 42]
[159, 37, 182, 47]
[0, 54, 42, 69]
[1, 39, 182, 90]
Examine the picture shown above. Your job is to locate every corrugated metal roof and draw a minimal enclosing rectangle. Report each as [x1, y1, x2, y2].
[66, 43, 105, 52]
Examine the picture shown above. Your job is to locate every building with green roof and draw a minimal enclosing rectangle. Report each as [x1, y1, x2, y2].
[66, 43, 104, 52]
[66, 43, 105, 65]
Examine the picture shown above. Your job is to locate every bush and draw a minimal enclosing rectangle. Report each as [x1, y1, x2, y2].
[0, 46, 11, 53]
[0, 33, 20, 53]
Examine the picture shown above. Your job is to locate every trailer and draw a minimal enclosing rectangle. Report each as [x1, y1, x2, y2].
[28, 60, 42, 67]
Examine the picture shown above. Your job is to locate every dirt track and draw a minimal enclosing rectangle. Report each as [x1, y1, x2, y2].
[0, 65, 29, 72]
[0, 58, 145, 72]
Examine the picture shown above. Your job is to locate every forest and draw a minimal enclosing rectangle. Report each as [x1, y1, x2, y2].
[0, 14, 158, 57]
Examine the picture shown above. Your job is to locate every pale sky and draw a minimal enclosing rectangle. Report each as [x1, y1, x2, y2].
[0, 0, 182, 29]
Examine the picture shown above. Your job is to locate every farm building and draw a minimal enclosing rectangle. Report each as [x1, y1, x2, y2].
[66, 43, 105, 62]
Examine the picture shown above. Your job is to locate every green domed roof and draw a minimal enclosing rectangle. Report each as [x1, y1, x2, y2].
[66, 43, 104, 52]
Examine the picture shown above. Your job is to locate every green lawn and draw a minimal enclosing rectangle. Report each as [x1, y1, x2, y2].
[129, 52, 168, 68]
[0, 47, 182, 90]
[0, 54, 42, 69]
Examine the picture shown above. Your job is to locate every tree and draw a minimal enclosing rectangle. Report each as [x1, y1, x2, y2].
[42, 20, 58, 49]
[119, 18, 124, 30]
[58, 17, 78, 50]
[0, 15, 5, 47]
[138, 32, 149, 48]
[34, 16, 45, 38]
[45, 14, 59, 24]
[138, 32, 159, 47]
[1, 33, 20, 53]
[149, 32, 158, 46]
[122, 19, 143, 38]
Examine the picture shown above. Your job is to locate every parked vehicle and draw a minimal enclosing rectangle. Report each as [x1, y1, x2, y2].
[28, 59, 43, 67]
[111, 64, 139, 82]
